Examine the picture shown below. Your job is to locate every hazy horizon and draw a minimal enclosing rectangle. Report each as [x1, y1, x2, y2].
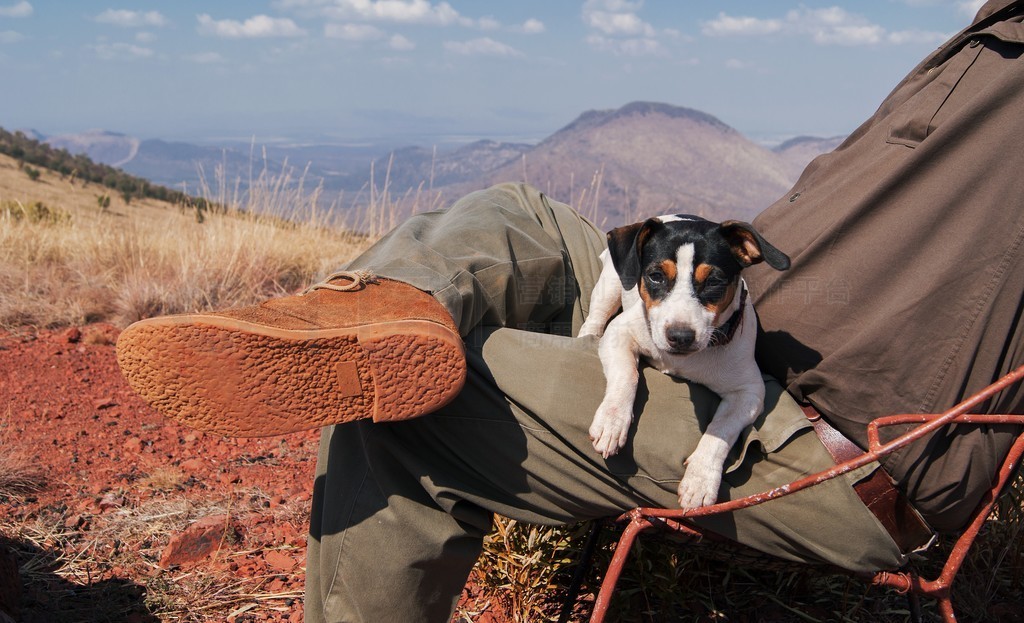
[1, 1, 987, 146]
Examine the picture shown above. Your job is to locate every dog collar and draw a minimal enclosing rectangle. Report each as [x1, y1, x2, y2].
[710, 283, 747, 347]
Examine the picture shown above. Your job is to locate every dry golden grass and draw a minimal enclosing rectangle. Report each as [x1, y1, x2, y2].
[0, 152, 375, 329]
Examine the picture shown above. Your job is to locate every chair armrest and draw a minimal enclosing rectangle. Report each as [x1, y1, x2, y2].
[636, 364, 1024, 522]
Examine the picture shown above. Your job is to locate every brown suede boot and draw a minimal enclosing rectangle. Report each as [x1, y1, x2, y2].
[115, 271, 466, 437]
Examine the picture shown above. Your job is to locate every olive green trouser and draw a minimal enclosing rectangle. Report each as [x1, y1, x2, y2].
[305, 183, 905, 623]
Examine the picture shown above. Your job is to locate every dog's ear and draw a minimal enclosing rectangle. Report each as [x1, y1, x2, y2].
[719, 220, 790, 270]
[607, 219, 661, 289]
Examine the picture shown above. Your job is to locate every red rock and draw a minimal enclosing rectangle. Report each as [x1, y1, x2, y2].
[159, 515, 234, 569]
[0, 543, 20, 621]
[93, 397, 116, 410]
[217, 472, 241, 485]
[179, 458, 206, 472]
[98, 491, 124, 511]
[123, 437, 143, 453]
[63, 514, 89, 530]
[264, 550, 298, 572]
[63, 327, 81, 343]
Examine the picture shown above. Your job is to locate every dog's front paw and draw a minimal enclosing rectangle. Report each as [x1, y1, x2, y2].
[589, 403, 631, 458]
[676, 465, 722, 510]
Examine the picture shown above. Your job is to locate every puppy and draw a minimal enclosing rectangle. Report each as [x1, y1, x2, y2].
[578, 215, 790, 509]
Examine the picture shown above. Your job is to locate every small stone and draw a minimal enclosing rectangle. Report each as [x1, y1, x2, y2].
[93, 397, 117, 410]
[159, 515, 235, 569]
[98, 492, 124, 511]
[63, 327, 81, 343]
[264, 550, 298, 572]
[179, 458, 206, 472]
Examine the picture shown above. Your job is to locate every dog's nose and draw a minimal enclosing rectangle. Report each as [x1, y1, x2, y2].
[666, 327, 696, 351]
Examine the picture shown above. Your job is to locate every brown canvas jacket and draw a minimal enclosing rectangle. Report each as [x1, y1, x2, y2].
[746, 0, 1024, 531]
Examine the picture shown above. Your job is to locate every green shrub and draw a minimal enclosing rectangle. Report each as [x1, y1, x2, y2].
[1, 200, 72, 225]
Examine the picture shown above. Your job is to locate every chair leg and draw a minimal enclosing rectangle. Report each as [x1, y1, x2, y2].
[590, 518, 646, 623]
[558, 522, 605, 623]
[936, 592, 958, 623]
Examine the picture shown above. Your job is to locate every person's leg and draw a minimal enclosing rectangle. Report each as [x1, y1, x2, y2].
[344, 181, 608, 336]
[304, 327, 905, 622]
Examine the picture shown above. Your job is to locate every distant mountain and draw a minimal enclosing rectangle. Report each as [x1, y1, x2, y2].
[460, 101, 801, 224]
[120, 139, 270, 196]
[351, 139, 530, 192]
[35, 103, 843, 225]
[773, 135, 846, 181]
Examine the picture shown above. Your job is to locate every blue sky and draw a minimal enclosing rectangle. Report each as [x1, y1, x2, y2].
[0, 0, 988, 145]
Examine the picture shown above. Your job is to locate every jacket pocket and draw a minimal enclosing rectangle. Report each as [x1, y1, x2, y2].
[887, 21, 1024, 147]
[886, 39, 984, 147]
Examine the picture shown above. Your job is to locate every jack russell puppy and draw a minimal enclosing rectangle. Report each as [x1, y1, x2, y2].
[578, 215, 790, 509]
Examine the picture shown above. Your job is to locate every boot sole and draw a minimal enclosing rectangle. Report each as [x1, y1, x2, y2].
[115, 315, 466, 437]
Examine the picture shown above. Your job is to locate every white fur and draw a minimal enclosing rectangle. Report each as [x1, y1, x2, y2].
[579, 238, 765, 510]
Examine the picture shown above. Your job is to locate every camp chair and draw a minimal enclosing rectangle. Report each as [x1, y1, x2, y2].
[561, 364, 1024, 623]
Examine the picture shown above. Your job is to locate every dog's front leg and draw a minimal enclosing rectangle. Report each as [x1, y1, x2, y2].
[578, 253, 622, 338]
[677, 383, 764, 509]
[589, 320, 640, 458]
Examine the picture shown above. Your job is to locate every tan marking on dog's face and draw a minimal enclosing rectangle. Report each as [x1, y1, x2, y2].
[660, 259, 678, 283]
[694, 263, 713, 286]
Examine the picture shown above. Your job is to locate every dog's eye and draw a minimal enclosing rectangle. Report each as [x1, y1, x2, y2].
[705, 275, 727, 289]
[697, 272, 730, 295]
[646, 269, 666, 285]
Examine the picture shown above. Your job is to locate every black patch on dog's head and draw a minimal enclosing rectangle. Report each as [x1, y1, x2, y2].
[607, 216, 789, 308]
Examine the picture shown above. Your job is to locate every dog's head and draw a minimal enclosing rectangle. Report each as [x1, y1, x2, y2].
[606, 215, 789, 354]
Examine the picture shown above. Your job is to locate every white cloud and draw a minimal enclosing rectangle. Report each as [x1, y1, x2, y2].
[704, 6, 940, 47]
[444, 36, 522, 57]
[586, 33, 662, 57]
[725, 58, 748, 70]
[702, 14, 782, 36]
[197, 13, 307, 38]
[325, 22, 385, 40]
[286, 0, 464, 25]
[135, 31, 155, 43]
[388, 33, 415, 50]
[582, 0, 655, 37]
[0, 1, 31, 18]
[95, 9, 167, 28]
[585, 10, 654, 37]
[0, 29, 24, 43]
[185, 51, 226, 64]
[519, 18, 544, 34]
[276, 0, 512, 30]
[583, 0, 670, 56]
[790, 7, 884, 45]
[92, 41, 154, 60]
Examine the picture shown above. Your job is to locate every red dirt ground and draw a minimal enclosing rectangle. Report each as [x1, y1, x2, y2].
[0, 324, 507, 623]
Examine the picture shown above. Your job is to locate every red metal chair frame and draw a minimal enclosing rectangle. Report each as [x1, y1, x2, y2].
[587, 364, 1024, 623]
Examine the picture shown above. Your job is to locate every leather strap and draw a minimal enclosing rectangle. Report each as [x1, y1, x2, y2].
[801, 404, 935, 553]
